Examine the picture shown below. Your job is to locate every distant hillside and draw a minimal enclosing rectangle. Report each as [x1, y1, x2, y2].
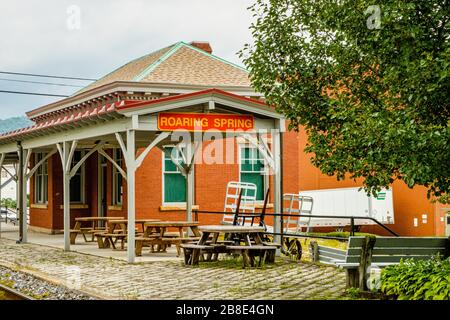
[0, 116, 34, 134]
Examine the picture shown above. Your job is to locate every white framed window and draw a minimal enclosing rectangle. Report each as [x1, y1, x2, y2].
[239, 146, 266, 201]
[34, 153, 48, 204]
[70, 151, 85, 203]
[162, 146, 186, 204]
[112, 148, 123, 205]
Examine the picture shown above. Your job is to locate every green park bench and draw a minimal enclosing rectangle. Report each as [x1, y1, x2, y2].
[310, 236, 450, 290]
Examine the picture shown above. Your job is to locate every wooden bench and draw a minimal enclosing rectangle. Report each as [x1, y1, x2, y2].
[95, 232, 127, 250]
[70, 227, 106, 244]
[226, 245, 278, 267]
[180, 243, 217, 265]
[311, 236, 450, 290]
[135, 236, 200, 256]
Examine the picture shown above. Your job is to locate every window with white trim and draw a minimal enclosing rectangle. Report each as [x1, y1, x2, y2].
[239, 146, 265, 200]
[34, 153, 48, 204]
[163, 147, 186, 204]
[112, 149, 123, 205]
[70, 151, 85, 203]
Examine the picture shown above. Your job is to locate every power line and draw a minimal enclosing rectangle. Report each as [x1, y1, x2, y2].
[0, 90, 69, 97]
[0, 78, 84, 88]
[0, 71, 97, 82]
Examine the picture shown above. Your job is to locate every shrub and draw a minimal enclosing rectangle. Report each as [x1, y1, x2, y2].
[380, 256, 450, 300]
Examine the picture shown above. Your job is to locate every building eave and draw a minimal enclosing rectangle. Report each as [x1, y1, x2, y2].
[26, 81, 260, 121]
[116, 88, 282, 119]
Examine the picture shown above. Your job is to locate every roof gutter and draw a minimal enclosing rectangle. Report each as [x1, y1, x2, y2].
[26, 81, 260, 120]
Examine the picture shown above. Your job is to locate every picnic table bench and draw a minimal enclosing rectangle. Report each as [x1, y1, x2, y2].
[135, 221, 200, 256]
[181, 225, 278, 267]
[94, 219, 129, 249]
[310, 236, 450, 290]
[92, 219, 161, 250]
[70, 217, 123, 244]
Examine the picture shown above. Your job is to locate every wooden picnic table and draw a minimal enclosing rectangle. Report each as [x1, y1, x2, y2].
[94, 219, 161, 250]
[182, 225, 277, 267]
[70, 216, 124, 244]
[107, 219, 161, 233]
[135, 221, 201, 256]
[198, 225, 266, 246]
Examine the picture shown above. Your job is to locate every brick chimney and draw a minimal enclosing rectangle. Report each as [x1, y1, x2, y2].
[189, 41, 213, 54]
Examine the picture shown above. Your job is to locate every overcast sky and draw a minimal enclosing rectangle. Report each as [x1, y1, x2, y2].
[0, 0, 255, 119]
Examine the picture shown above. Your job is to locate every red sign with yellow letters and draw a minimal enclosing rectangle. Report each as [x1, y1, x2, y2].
[157, 113, 254, 132]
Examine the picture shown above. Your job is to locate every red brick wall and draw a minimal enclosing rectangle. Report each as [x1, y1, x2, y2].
[29, 154, 53, 229]
[28, 127, 446, 236]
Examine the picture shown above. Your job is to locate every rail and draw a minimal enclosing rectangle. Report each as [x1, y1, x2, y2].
[193, 210, 399, 239]
[0, 283, 34, 300]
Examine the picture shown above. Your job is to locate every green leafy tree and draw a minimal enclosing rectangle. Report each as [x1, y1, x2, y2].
[1, 198, 16, 211]
[242, 0, 450, 202]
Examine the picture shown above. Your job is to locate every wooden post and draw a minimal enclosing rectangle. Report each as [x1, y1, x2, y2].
[126, 130, 136, 263]
[63, 142, 71, 251]
[273, 128, 282, 248]
[185, 142, 195, 223]
[310, 241, 319, 262]
[358, 236, 376, 291]
[21, 149, 29, 243]
[346, 269, 359, 289]
[57, 140, 77, 252]
[17, 141, 24, 243]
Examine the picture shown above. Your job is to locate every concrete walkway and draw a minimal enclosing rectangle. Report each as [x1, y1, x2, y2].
[0, 222, 181, 263]
[0, 237, 347, 300]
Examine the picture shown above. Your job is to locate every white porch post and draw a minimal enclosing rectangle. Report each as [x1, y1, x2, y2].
[125, 130, 136, 263]
[185, 142, 195, 222]
[21, 149, 30, 243]
[17, 142, 25, 243]
[115, 130, 169, 263]
[57, 141, 77, 251]
[0, 154, 4, 234]
[63, 142, 71, 251]
[273, 128, 282, 246]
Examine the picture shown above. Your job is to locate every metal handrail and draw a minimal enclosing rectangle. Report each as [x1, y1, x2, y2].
[193, 209, 399, 237]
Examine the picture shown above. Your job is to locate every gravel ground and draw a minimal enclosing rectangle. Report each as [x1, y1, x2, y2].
[0, 265, 96, 300]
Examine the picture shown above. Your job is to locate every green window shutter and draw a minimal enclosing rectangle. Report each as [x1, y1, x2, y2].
[240, 147, 265, 200]
[240, 173, 264, 200]
[164, 173, 186, 203]
[163, 147, 186, 203]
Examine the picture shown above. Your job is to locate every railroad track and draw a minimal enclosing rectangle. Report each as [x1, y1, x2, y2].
[0, 283, 34, 300]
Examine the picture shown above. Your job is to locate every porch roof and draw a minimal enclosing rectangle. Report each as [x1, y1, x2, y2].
[0, 88, 282, 148]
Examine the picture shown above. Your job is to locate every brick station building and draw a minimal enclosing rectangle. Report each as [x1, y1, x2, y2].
[0, 41, 448, 249]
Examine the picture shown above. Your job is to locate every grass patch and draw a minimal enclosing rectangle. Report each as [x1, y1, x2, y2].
[306, 231, 377, 239]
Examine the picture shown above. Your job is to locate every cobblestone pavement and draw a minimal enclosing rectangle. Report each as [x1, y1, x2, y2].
[0, 238, 347, 300]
